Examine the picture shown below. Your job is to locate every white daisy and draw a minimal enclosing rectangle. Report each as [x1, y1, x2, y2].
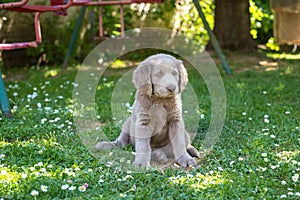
[261, 153, 267, 157]
[61, 184, 69, 190]
[292, 174, 299, 182]
[68, 186, 76, 191]
[78, 185, 86, 192]
[30, 190, 39, 196]
[41, 185, 48, 192]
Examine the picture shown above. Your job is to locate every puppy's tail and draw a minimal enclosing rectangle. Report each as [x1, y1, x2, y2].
[187, 145, 200, 158]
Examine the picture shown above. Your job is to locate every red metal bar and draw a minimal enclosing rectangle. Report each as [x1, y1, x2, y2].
[0, 12, 42, 50]
[0, 0, 164, 50]
[0, 0, 164, 12]
[1, 0, 164, 13]
[0, 0, 29, 9]
[120, 4, 125, 38]
[1, 0, 161, 12]
[34, 12, 42, 44]
[99, 0, 103, 37]
[65, 0, 160, 6]
[0, 0, 160, 12]
[0, 42, 38, 50]
[131, 0, 163, 2]
[4, 0, 74, 12]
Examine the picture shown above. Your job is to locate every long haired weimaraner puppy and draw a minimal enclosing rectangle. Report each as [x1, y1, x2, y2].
[96, 54, 200, 168]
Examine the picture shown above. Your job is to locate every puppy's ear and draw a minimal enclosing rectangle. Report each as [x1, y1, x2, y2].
[176, 59, 188, 93]
[132, 61, 152, 96]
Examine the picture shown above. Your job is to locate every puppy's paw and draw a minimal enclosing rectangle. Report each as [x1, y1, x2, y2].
[152, 150, 168, 164]
[133, 161, 150, 168]
[133, 155, 151, 168]
[176, 153, 197, 168]
[95, 141, 117, 150]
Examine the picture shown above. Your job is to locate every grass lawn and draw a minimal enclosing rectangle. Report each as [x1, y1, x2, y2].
[0, 51, 299, 199]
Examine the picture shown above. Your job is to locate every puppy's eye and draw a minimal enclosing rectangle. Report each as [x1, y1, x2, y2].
[172, 71, 178, 76]
[155, 72, 162, 76]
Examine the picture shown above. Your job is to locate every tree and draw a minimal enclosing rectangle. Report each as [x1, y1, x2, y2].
[213, 0, 256, 51]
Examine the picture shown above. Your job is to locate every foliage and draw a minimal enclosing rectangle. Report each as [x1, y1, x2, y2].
[266, 37, 280, 51]
[135, 0, 276, 52]
[26, 9, 95, 65]
[0, 0, 295, 65]
[93, 5, 134, 37]
[0, 4, 131, 66]
[0, 0, 15, 3]
[129, 0, 176, 29]
[249, 0, 274, 44]
[173, 0, 214, 52]
[0, 1, 214, 65]
[129, 0, 214, 53]
[0, 52, 299, 199]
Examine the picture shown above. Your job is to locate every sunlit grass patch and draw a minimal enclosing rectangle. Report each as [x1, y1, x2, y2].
[169, 172, 226, 190]
[267, 52, 300, 60]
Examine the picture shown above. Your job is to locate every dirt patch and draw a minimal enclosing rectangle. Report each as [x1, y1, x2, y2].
[208, 51, 281, 73]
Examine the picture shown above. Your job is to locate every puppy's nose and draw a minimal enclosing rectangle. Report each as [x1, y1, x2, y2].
[167, 84, 176, 93]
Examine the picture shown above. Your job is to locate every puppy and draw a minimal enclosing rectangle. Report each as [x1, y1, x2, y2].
[96, 53, 200, 168]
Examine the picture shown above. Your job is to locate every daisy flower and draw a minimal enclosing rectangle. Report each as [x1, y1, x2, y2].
[68, 186, 76, 191]
[120, 193, 127, 198]
[98, 179, 104, 183]
[41, 185, 48, 192]
[61, 184, 69, 190]
[78, 185, 86, 192]
[261, 153, 267, 157]
[30, 190, 39, 196]
[292, 174, 299, 182]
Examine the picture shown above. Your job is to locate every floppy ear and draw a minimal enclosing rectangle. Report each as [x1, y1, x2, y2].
[175, 59, 188, 93]
[132, 61, 152, 96]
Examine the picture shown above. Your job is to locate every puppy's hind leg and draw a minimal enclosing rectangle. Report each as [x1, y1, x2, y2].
[151, 148, 168, 164]
[187, 145, 200, 158]
[95, 118, 131, 150]
[184, 131, 200, 158]
[95, 140, 118, 149]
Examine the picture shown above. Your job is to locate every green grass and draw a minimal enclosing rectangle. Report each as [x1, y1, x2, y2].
[0, 54, 299, 199]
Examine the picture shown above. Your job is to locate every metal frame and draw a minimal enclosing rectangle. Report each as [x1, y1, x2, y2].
[0, 0, 163, 50]
[0, 71, 12, 118]
[0, 0, 164, 118]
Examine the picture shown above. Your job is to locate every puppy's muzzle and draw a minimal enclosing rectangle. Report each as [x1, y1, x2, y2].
[166, 84, 176, 93]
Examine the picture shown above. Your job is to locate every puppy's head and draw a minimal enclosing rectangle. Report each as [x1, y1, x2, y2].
[132, 54, 188, 98]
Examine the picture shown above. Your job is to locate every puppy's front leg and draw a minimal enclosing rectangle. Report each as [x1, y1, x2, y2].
[169, 121, 197, 167]
[134, 137, 151, 167]
[133, 123, 153, 167]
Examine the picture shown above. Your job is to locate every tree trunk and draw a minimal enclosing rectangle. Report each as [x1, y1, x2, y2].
[213, 0, 256, 51]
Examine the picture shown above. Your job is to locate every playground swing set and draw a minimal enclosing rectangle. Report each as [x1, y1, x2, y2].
[0, 0, 231, 118]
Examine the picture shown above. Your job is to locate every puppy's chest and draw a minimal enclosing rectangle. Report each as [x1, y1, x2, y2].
[133, 96, 182, 126]
[149, 103, 181, 132]
[149, 102, 180, 120]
